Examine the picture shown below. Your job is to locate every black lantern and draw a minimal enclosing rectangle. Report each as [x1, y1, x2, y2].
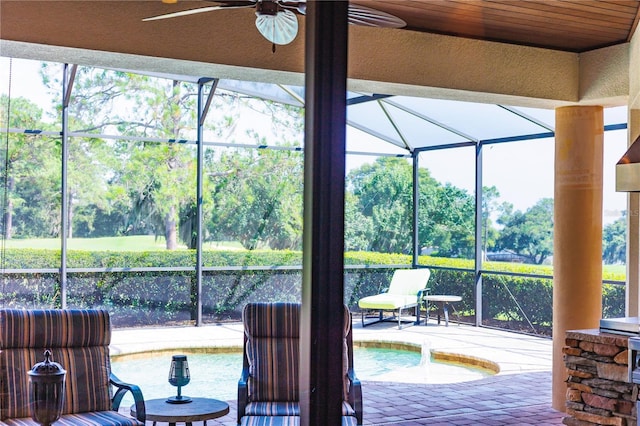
[28, 350, 66, 426]
[167, 354, 191, 404]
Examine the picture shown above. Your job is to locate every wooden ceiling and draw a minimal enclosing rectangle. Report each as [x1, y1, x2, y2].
[354, 0, 640, 53]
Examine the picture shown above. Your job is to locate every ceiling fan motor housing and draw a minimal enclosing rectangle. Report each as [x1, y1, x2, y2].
[256, 0, 279, 16]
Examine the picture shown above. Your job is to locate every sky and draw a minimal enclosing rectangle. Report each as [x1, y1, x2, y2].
[0, 56, 630, 225]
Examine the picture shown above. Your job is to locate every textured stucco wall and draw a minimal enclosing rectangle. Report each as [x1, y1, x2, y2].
[580, 44, 629, 107]
[626, 29, 640, 317]
[348, 26, 579, 107]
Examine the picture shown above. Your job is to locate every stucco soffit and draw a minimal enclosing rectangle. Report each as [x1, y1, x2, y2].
[348, 26, 580, 106]
[579, 43, 630, 108]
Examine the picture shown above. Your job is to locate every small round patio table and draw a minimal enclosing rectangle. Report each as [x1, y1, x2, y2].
[423, 295, 462, 327]
[131, 397, 229, 426]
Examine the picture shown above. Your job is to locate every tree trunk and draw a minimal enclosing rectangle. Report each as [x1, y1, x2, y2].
[4, 176, 13, 239]
[4, 199, 12, 240]
[67, 192, 73, 239]
[165, 206, 177, 250]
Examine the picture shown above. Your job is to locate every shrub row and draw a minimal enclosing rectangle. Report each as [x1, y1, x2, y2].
[0, 249, 626, 333]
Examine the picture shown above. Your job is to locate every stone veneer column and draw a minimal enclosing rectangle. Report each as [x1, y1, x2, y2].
[564, 330, 634, 424]
[552, 106, 604, 411]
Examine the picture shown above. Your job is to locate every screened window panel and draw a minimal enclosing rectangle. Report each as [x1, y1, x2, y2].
[418, 146, 476, 261]
[482, 137, 554, 270]
[202, 145, 303, 266]
[66, 137, 196, 267]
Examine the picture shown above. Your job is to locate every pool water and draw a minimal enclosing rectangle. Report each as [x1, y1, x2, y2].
[111, 347, 491, 404]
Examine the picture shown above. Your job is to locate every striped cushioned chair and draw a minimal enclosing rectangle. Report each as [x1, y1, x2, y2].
[0, 309, 145, 426]
[237, 303, 362, 426]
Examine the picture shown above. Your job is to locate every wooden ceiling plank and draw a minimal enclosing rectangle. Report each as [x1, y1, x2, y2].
[482, 0, 640, 21]
[627, 4, 640, 42]
[479, 0, 636, 28]
[393, 1, 631, 37]
[384, 0, 634, 34]
[353, 0, 636, 52]
[401, 17, 618, 52]
[567, 0, 640, 15]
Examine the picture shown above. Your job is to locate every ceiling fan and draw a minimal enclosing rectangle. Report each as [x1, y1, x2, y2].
[144, 0, 406, 47]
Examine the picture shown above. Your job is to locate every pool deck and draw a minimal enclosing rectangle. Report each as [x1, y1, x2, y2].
[111, 317, 564, 425]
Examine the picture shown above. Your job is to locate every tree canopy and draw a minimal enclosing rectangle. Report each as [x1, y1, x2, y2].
[1, 63, 626, 266]
[495, 198, 554, 264]
[603, 215, 626, 264]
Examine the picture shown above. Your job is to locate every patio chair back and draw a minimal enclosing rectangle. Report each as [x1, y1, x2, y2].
[0, 309, 113, 420]
[387, 268, 431, 296]
[243, 302, 300, 403]
[238, 302, 362, 424]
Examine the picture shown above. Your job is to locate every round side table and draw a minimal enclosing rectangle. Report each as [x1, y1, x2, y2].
[131, 397, 229, 426]
[423, 295, 462, 327]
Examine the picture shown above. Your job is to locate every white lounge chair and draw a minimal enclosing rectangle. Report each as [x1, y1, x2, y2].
[358, 268, 430, 329]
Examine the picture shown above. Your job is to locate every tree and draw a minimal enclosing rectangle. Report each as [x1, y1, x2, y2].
[344, 192, 373, 251]
[603, 214, 626, 264]
[496, 198, 554, 264]
[346, 157, 476, 256]
[481, 185, 502, 259]
[113, 77, 200, 250]
[348, 157, 413, 253]
[206, 147, 303, 250]
[426, 183, 475, 258]
[0, 95, 60, 239]
[40, 64, 307, 250]
[41, 67, 211, 249]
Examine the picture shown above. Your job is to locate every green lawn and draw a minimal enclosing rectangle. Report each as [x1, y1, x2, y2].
[3, 236, 244, 251]
[603, 264, 626, 275]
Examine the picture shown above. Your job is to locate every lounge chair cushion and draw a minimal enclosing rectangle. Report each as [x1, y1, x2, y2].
[245, 402, 300, 417]
[358, 293, 418, 310]
[240, 416, 299, 426]
[243, 401, 355, 418]
[0, 411, 142, 426]
[386, 269, 430, 295]
[240, 415, 358, 426]
[358, 269, 430, 310]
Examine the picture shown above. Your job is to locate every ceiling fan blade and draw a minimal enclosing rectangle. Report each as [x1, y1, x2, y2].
[347, 3, 406, 28]
[143, 2, 255, 22]
[255, 8, 299, 45]
[279, 0, 306, 15]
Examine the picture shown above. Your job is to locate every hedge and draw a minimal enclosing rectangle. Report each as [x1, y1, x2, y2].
[0, 248, 626, 334]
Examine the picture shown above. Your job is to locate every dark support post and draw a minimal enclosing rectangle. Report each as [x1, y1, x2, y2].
[300, 1, 349, 425]
[195, 78, 217, 326]
[412, 151, 422, 325]
[412, 151, 419, 268]
[474, 142, 483, 326]
[60, 63, 76, 309]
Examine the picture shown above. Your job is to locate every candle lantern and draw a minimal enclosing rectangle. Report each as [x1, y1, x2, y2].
[28, 350, 66, 426]
[167, 354, 191, 404]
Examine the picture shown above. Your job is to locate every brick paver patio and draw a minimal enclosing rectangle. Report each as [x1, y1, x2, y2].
[112, 317, 565, 425]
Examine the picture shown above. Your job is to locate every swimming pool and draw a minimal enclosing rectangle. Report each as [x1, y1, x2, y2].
[111, 346, 494, 404]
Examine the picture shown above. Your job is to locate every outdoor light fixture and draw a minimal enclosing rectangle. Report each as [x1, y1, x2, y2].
[28, 350, 66, 426]
[167, 354, 191, 404]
